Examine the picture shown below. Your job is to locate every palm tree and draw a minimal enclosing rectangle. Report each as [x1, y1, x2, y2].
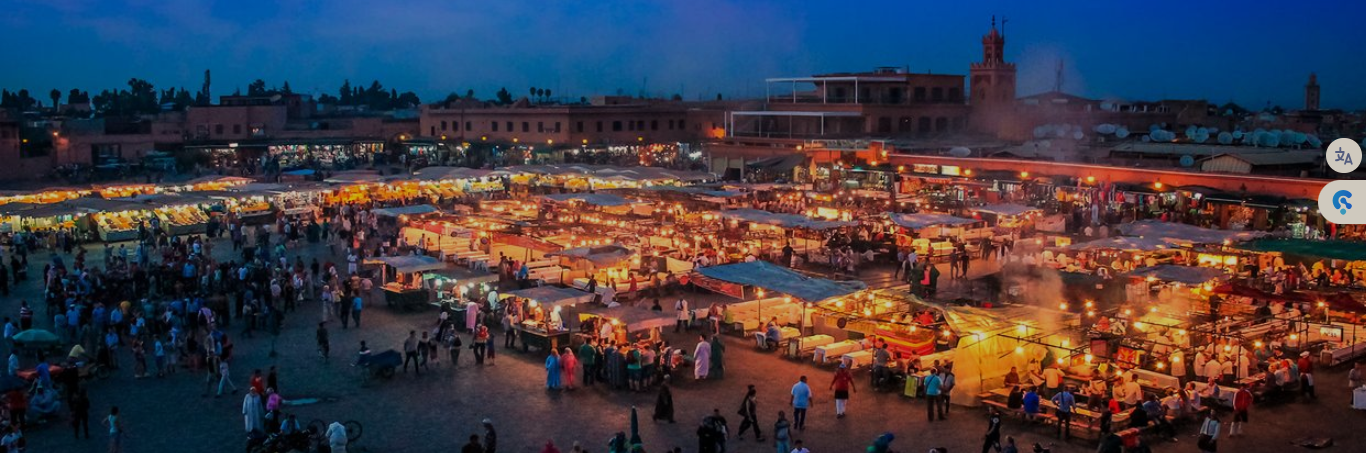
[544, 89, 552, 102]
[529, 87, 537, 102]
[49, 89, 61, 110]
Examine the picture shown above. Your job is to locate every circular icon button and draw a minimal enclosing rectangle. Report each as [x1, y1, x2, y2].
[1326, 138, 1362, 174]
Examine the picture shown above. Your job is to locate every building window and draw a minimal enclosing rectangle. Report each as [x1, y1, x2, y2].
[935, 117, 948, 132]
[492, 122, 499, 132]
[506, 121, 512, 132]
[554, 122, 561, 133]
[597, 121, 604, 132]
[667, 120, 674, 130]
[888, 87, 903, 104]
[679, 119, 685, 129]
[636, 120, 645, 130]
[233, 124, 241, 134]
[522, 122, 529, 133]
[537, 122, 543, 133]
[627, 121, 634, 131]
[931, 87, 944, 102]
[651, 120, 658, 131]
[215, 124, 224, 135]
[430, 126, 436, 135]
[918, 117, 931, 133]
[877, 117, 891, 133]
[441, 121, 447, 131]
[612, 121, 622, 131]
[465, 122, 471, 131]
[948, 87, 962, 102]
[898, 117, 912, 133]
[913, 87, 926, 102]
[577, 122, 584, 133]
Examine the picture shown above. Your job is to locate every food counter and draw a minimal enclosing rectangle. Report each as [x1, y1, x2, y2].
[517, 321, 572, 352]
[383, 283, 431, 311]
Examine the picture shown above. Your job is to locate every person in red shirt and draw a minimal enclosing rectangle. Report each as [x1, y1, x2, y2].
[1230, 383, 1253, 437]
[249, 369, 266, 395]
[829, 363, 857, 418]
[1297, 351, 1315, 400]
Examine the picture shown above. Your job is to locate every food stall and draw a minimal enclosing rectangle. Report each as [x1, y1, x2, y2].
[370, 255, 449, 310]
[885, 212, 983, 258]
[503, 286, 594, 352]
[578, 306, 676, 345]
[970, 203, 1042, 229]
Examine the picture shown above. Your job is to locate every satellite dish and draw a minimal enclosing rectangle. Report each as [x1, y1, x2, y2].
[1185, 126, 1198, 139]
[1149, 124, 1162, 132]
[949, 147, 972, 157]
[1033, 126, 1049, 139]
[1197, 127, 1209, 135]
[1232, 130, 1244, 139]
[1180, 155, 1195, 167]
[1073, 131, 1085, 140]
[269, 94, 283, 102]
[1193, 131, 1210, 143]
[1308, 135, 1323, 148]
[1116, 127, 1130, 138]
[1096, 124, 1117, 134]
[1217, 132, 1233, 145]
[1141, 135, 1151, 143]
[1259, 132, 1280, 147]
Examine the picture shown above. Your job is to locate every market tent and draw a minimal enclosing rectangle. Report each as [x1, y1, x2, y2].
[505, 286, 595, 309]
[694, 260, 864, 302]
[546, 245, 635, 267]
[720, 208, 855, 230]
[886, 212, 976, 230]
[3, 203, 82, 219]
[971, 204, 1039, 216]
[324, 172, 387, 184]
[1127, 265, 1229, 284]
[542, 193, 639, 207]
[372, 204, 439, 217]
[1235, 238, 1366, 262]
[372, 255, 447, 273]
[1116, 220, 1265, 245]
[1212, 282, 1366, 312]
[587, 306, 675, 332]
[1062, 236, 1174, 252]
[281, 169, 316, 176]
[411, 166, 495, 181]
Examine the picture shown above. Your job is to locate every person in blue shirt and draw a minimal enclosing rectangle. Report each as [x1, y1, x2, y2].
[924, 367, 945, 422]
[1022, 386, 1041, 421]
[1050, 385, 1077, 440]
[351, 295, 363, 328]
[765, 324, 781, 350]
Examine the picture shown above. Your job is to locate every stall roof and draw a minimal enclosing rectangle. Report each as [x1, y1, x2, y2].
[372, 255, 447, 273]
[1127, 265, 1229, 284]
[971, 204, 1039, 217]
[721, 208, 855, 230]
[587, 306, 675, 332]
[3, 203, 83, 219]
[886, 212, 976, 230]
[411, 166, 496, 181]
[1116, 220, 1265, 245]
[1213, 282, 1365, 313]
[372, 204, 439, 217]
[546, 245, 634, 267]
[65, 197, 144, 212]
[1062, 236, 1175, 252]
[542, 193, 639, 207]
[504, 286, 595, 309]
[1235, 238, 1366, 262]
[324, 172, 387, 184]
[694, 261, 864, 302]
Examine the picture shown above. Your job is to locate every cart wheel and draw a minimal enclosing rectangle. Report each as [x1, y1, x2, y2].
[344, 420, 363, 443]
[307, 419, 326, 435]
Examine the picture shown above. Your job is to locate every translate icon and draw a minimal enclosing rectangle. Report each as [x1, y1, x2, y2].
[1333, 190, 1353, 215]
[1326, 138, 1362, 174]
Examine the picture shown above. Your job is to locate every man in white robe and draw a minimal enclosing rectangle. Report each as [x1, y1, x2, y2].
[242, 388, 264, 433]
[693, 336, 712, 380]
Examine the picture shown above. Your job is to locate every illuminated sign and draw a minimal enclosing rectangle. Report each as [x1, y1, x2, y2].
[940, 166, 962, 176]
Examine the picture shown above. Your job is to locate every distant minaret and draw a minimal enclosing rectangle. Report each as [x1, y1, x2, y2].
[970, 15, 1016, 105]
[1305, 73, 1320, 111]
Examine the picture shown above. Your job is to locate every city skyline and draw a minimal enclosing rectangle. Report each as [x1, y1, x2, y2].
[3, 0, 1365, 109]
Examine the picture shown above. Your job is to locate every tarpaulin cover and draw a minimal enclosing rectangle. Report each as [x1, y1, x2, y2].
[1063, 236, 1174, 252]
[972, 204, 1039, 217]
[543, 193, 638, 207]
[372, 204, 439, 217]
[886, 212, 976, 230]
[504, 286, 595, 309]
[1127, 265, 1229, 284]
[1212, 283, 1365, 312]
[693, 260, 864, 302]
[1116, 220, 1266, 245]
[1235, 238, 1366, 262]
[720, 209, 855, 230]
[585, 306, 676, 332]
[546, 245, 635, 267]
[373, 255, 447, 273]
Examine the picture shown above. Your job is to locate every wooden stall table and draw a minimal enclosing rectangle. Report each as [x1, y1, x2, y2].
[842, 350, 874, 369]
[814, 340, 862, 364]
[383, 284, 430, 311]
[518, 326, 572, 353]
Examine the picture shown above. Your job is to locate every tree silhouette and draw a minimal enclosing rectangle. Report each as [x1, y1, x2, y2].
[247, 79, 267, 96]
[339, 80, 353, 105]
[671, 93, 682, 101]
[49, 89, 61, 109]
[495, 87, 513, 105]
[466, 89, 475, 99]
[544, 89, 552, 101]
[280, 81, 292, 94]
[529, 87, 537, 99]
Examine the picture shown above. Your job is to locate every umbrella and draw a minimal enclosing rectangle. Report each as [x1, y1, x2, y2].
[12, 329, 59, 345]
[629, 406, 642, 446]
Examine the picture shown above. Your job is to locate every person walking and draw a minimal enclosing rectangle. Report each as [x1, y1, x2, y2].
[350, 294, 363, 328]
[578, 339, 597, 386]
[674, 298, 689, 332]
[772, 411, 791, 453]
[482, 418, 498, 453]
[317, 322, 330, 360]
[242, 388, 264, 433]
[790, 376, 811, 431]
[982, 407, 1002, 453]
[403, 331, 420, 375]
[924, 367, 945, 422]
[736, 385, 764, 441]
[1050, 385, 1077, 440]
[70, 388, 90, 439]
[653, 382, 675, 423]
[102, 406, 124, 453]
[830, 363, 856, 418]
[446, 329, 462, 366]
[1197, 412, 1221, 453]
[326, 421, 350, 453]
[1230, 383, 1253, 437]
[217, 359, 238, 396]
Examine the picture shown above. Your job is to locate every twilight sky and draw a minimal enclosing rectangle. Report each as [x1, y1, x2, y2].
[3, 0, 1364, 109]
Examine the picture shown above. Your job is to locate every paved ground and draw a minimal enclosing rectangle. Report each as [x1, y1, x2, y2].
[10, 237, 1366, 453]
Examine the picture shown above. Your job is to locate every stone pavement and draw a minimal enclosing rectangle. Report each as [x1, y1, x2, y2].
[8, 238, 1366, 453]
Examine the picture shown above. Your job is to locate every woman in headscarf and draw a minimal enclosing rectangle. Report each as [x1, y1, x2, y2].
[545, 349, 562, 390]
[709, 334, 725, 380]
[653, 381, 676, 423]
[561, 347, 579, 390]
[693, 335, 712, 380]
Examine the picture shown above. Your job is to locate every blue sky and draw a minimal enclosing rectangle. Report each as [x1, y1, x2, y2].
[3, 0, 1364, 109]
